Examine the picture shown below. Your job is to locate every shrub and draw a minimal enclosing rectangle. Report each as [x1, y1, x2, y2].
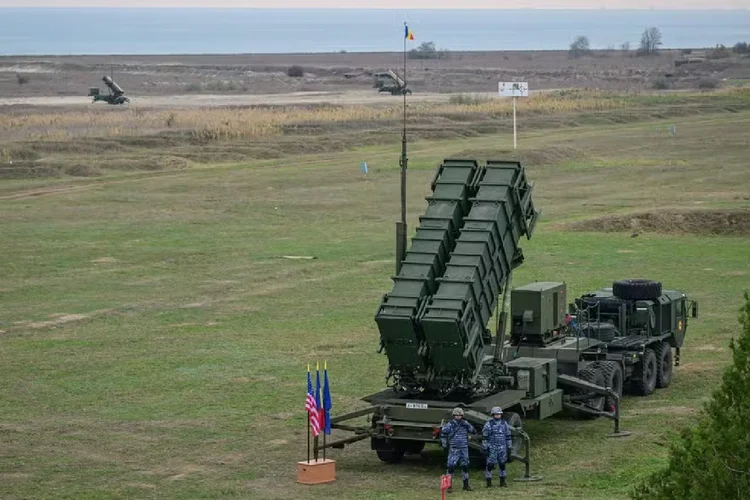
[708, 44, 731, 60]
[569, 36, 591, 58]
[448, 93, 492, 105]
[287, 65, 304, 78]
[732, 42, 749, 54]
[697, 79, 719, 90]
[408, 41, 450, 60]
[652, 78, 670, 90]
[632, 293, 750, 500]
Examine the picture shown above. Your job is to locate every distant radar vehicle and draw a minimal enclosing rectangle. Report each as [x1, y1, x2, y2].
[373, 70, 412, 95]
[89, 76, 130, 105]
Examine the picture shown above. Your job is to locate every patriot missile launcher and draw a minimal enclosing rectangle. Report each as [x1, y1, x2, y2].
[318, 159, 630, 480]
[89, 75, 130, 105]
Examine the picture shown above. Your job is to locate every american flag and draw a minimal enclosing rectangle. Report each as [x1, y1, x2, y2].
[306, 367, 321, 436]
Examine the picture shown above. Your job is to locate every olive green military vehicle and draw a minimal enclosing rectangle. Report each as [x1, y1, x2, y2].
[89, 75, 130, 105]
[373, 70, 412, 95]
[318, 159, 649, 479]
[506, 279, 698, 414]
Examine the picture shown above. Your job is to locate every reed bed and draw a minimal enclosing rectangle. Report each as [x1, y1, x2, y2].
[1, 88, 747, 144]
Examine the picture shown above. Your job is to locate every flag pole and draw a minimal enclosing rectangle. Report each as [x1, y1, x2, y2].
[396, 21, 409, 276]
[306, 364, 311, 463]
[323, 360, 327, 461]
[314, 361, 320, 462]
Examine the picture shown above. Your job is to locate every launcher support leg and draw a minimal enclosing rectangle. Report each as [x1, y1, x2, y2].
[513, 430, 542, 482]
[607, 390, 631, 438]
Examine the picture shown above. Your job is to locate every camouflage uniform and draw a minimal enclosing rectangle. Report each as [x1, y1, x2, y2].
[441, 408, 476, 491]
[482, 406, 513, 487]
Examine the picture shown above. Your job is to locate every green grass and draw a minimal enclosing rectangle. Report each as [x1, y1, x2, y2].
[0, 105, 749, 499]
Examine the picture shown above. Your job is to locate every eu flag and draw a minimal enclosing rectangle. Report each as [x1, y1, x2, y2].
[323, 362, 332, 435]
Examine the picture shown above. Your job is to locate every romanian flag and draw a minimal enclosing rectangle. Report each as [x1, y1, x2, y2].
[405, 24, 414, 41]
[315, 362, 324, 430]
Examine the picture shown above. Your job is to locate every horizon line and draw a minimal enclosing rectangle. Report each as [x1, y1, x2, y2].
[1, 6, 748, 10]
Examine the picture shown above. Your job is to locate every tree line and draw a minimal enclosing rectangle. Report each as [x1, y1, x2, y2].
[569, 27, 662, 58]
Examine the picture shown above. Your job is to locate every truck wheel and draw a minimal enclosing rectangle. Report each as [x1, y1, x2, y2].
[376, 444, 406, 463]
[632, 348, 658, 396]
[402, 440, 426, 455]
[597, 361, 624, 409]
[655, 342, 673, 388]
[612, 279, 662, 300]
[573, 367, 606, 418]
[503, 411, 524, 458]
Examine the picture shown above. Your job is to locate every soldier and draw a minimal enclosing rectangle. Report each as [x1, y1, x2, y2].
[482, 406, 513, 488]
[441, 407, 476, 492]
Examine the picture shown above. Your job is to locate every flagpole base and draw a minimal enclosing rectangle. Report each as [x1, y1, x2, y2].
[297, 459, 336, 485]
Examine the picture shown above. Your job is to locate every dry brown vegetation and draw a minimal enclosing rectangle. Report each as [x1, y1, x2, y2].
[568, 209, 750, 236]
[2, 88, 749, 181]
[0, 91, 627, 143]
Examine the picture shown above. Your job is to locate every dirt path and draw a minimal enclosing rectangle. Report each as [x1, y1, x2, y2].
[0, 90, 457, 109]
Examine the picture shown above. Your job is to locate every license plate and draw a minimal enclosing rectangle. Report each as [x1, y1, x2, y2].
[406, 402, 428, 410]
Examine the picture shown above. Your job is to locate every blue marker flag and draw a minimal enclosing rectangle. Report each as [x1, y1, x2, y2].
[323, 362, 332, 435]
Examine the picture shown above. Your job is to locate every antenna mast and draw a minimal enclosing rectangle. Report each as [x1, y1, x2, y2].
[396, 22, 409, 274]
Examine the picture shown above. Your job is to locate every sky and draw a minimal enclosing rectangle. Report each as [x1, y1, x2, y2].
[1, 0, 747, 8]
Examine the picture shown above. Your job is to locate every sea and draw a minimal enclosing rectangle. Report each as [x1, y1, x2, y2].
[0, 8, 748, 56]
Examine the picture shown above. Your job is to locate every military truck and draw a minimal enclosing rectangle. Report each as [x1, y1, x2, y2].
[572, 280, 697, 397]
[318, 160, 629, 478]
[506, 279, 697, 413]
[89, 75, 130, 105]
[373, 70, 412, 95]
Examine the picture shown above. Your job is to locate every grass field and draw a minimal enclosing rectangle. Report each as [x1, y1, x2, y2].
[1, 93, 749, 499]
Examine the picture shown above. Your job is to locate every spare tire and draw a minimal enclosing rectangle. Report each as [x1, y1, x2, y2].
[613, 279, 662, 300]
[579, 296, 625, 313]
[577, 322, 618, 342]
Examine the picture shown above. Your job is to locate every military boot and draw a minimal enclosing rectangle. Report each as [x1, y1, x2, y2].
[486, 478, 492, 488]
[463, 479, 472, 491]
[500, 476, 507, 488]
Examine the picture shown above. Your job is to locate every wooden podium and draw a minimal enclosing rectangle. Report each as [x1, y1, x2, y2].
[296, 459, 336, 484]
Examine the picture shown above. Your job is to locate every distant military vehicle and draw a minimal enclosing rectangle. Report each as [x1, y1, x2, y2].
[373, 70, 412, 95]
[89, 76, 130, 105]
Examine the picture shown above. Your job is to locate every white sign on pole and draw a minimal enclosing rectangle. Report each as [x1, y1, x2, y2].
[498, 81, 528, 97]
[498, 81, 529, 149]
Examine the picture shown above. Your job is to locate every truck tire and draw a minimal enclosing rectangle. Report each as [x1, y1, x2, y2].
[631, 348, 658, 396]
[573, 366, 606, 418]
[595, 323, 618, 343]
[576, 322, 618, 342]
[655, 342, 673, 389]
[579, 296, 625, 313]
[375, 443, 406, 463]
[596, 361, 624, 409]
[402, 440, 426, 455]
[612, 279, 662, 300]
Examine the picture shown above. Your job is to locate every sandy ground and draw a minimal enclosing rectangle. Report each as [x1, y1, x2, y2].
[2, 50, 747, 108]
[0, 50, 747, 114]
